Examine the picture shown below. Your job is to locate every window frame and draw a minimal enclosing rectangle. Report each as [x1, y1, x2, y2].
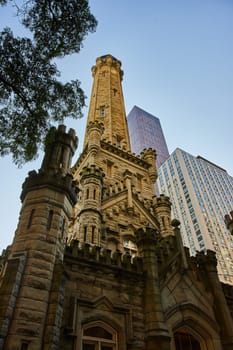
[82, 321, 117, 350]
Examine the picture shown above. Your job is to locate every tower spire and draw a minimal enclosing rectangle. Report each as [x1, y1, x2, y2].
[84, 54, 131, 151]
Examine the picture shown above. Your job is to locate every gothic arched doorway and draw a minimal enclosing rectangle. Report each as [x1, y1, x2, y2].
[174, 329, 201, 350]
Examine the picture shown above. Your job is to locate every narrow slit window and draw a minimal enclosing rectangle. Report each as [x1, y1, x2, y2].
[27, 209, 35, 229]
[47, 210, 53, 230]
[59, 146, 65, 168]
[107, 160, 113, 177]
[116, 135, 121, 147]
[91, 226, 95, 243]
[61, 217, 66, 237]
[84, 226, 87, 241]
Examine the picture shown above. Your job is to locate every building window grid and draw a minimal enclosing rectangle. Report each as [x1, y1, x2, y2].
[158, 151, 233, 275]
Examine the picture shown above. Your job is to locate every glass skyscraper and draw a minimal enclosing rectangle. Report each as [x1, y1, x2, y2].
[157, 148, 233, 284]
[127, 105, 169, 168]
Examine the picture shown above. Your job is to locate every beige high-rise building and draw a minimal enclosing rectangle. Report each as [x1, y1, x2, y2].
[0, 55, 233, 350]
[157, 148, 233, 285]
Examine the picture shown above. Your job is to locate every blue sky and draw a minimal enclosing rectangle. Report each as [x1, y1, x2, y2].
[0, 0, 233, 252]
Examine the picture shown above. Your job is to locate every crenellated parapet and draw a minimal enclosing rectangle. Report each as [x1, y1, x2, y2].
[65, 240, 143, 273]
[92, 54, 123, 80]
[80, 164, 105, 182]
[21, 170, 78, 206]
[41, 125, 78, 176]
[196, 249, 218, 269]
[153, 194, 174, 237]
[135, 227, 160, 249]
[20, 124, 79, 206]
[225, 211, 233, 235]
[101, 141, 150, 168]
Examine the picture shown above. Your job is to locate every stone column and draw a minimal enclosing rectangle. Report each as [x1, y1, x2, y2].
[135, 227, 171, 350]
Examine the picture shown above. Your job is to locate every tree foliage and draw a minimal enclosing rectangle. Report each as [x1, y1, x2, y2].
[20, 0, 97, 58]
[0, 0, 97, 165]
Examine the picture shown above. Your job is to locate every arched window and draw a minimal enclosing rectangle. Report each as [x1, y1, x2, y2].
[82, 321, 117, 350]
[174, 329, 201, 350]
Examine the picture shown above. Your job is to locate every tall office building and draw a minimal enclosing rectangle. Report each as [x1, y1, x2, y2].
[157, 148, 233, 284]
[127, 105, 169, 168]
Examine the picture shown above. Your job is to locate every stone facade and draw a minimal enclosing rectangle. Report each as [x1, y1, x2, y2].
[0, 55, 233, 350]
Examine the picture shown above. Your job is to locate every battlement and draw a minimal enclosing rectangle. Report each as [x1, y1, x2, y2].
[135, 227, 160, 244]
[80, 165, 105, 181]
[91, 54, 124, 81]
[65, 240, 143, 273]
[87, 120, 105, 133]
[41, 125, 78, 177]
[101, 140, 150, 169]
[47, 125, 78, 154]
[153, 194, 172, 208]
[196, 249, 218, 267]
[21, 170, 78, 205]
[141, 148, 157, 158]
[102, 181, 126, 199]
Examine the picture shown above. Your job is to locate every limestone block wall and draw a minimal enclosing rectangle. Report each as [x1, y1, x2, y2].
[59, 241, 145, 350]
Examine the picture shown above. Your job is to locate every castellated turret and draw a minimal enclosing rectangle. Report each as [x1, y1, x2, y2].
[41, 124, 78, 175]
[141, 148, 158, 184]
[86, 120, 105, 161]
[153, 194, 174, 237]
[0, 125, 78, 349]
[78, 165, 105, 245]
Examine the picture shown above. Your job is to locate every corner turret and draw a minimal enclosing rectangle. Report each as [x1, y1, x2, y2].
[41, 124, 78, 176]
[141, 148, 158, 184]
[78, 165, 105, 245]
[135, 227, 171, 349]
[153, 195, 174, 237]
[0, 125, 78, 349]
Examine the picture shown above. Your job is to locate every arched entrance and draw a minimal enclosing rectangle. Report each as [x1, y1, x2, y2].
[174, 329, 201, 350]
